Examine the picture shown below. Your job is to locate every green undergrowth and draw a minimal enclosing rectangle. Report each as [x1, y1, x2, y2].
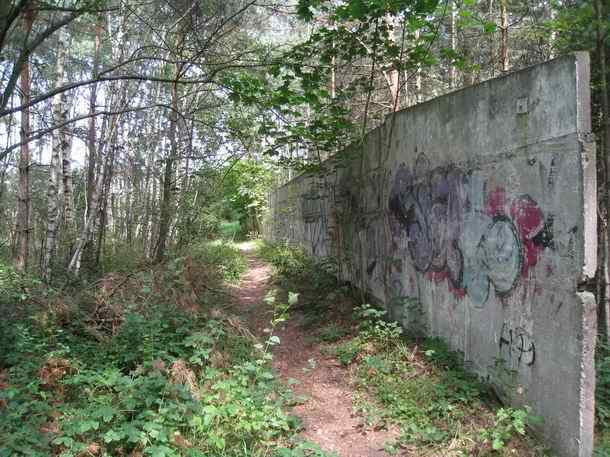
[182, 240, 248, 283]
[0, 244, 328, 457]
[0, 260, 41, 313]
[347, 305, 545, 456]
[257, 242, 338, 293]
[595, 341, 610, 455]
[259, 241, 548, 456]
[256, 241, 355, 341]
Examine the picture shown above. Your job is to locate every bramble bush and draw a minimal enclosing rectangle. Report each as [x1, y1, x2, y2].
[0, 246, 327, 457]
[0, 299, 301, 457]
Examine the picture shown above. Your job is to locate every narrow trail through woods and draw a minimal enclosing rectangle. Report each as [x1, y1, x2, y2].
[233, 244, 397, 457]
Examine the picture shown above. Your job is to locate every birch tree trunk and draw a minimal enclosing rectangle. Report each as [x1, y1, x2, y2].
[147, 168, 158, 258]
[43, 28, 69, 282]
[43, 138, 60, 283]
[68, 154, 106, 274]
[62, 125, 75, 232]
[68, 107, 121, 275]
[95, 124, 118, 266]
[86, 15, 103, 219]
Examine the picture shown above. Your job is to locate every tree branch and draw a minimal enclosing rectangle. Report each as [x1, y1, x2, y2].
[0, 10, 81, 112]
[0, 103, 169, 162]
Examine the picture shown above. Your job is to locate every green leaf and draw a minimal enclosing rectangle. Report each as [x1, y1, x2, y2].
[288, 292, 299, 306]
[492, 437, 504, 450]
[483, 21, 497, 33]
[76, 419, 99, 433]
[93, 405, 116, 423]
[103, 429, 124, 443]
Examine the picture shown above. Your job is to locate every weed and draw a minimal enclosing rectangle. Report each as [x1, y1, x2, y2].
[347, 303, 542, 454]
[259, 242, 545, 455]
[595, 431, 610, 456]
[317, 323, 347, 343]
[275, 440, 338, 457]
[355, 304, 402, 345]
[598, 341, 610, 428]
[335, 339, 361, 366]
[593, 339, 610, 456]
[0, 260, 41, 313]
[258, 242, 309, 280]
[480, 406, 541, 451]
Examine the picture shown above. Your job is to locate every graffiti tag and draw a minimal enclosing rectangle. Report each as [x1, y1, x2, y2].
[499, 323, 536, 367]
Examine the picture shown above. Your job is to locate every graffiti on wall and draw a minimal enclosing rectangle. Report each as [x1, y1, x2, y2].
[499, 323, 536, 367]
[388, 153, 554, 306]
[330, 166, 389, 289]
[301, 185, 328, 256]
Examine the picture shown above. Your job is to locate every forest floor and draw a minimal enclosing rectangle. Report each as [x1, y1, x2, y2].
[231, 243, 397, 457]
[230, 242, 545, 457]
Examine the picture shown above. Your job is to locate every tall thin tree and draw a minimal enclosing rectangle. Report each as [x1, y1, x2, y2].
[15, 7, 33, 272]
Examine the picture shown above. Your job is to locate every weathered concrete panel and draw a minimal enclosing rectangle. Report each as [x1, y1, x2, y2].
[265, 53, 597, 457]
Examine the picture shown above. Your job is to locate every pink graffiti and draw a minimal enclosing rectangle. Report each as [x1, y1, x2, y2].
[426, 271, 466, 299]
[484, 189, 549, 278]
[485, 187, 507, 217]
[511, 196, 545, 239]
[510, 196, 546, 277]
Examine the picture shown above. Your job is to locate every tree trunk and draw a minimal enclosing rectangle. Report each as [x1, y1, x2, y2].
[499, 0, 509, 73]
[68, 153, 106, 275]
[82, 103, 110, 269]
[595, 0, 610, 342]
[414, 29, 423, 103]
[15, 8, 33, 273]
[86, 15, 103, 220]
[381, 15, 400, 111]
[62, 126, 75, 232]
[95, 133, 117, 267]
[42, 30, 69, 282]
[547, 4, 556, 59]
[141, 135, 154, 252]
[448, 0, 457, 88]
[155, 74, 180, 261]
[0, 113, 14, 224]
[43, 138, 60, 282]
[68, 109, 120, 275]
[148, 169, 158, 258]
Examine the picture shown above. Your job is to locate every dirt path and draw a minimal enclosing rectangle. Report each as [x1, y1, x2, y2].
[233, 244, 397, 457]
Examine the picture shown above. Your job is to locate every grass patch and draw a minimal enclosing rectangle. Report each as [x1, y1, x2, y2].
[257, 241, 355, 345]
[257, 242, 338, 292]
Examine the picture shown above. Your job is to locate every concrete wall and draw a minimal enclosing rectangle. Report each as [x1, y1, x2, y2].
[264, 53, 597, 457]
